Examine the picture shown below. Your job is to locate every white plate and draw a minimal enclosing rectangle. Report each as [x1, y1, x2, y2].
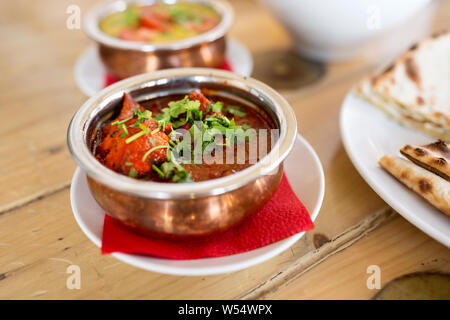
[340, 92, 450, 247]
[74, 38, 253, 97]
[70, 134, 325, 276]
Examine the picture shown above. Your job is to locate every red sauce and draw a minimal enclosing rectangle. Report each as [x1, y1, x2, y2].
[94, 91, 275, 182]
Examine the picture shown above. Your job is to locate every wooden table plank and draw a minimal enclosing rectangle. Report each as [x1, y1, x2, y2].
[266, 214, 450, 300]
[0, 0, 88, 212]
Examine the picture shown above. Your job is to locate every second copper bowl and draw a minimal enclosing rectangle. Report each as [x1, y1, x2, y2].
[83, 0, 234, 79]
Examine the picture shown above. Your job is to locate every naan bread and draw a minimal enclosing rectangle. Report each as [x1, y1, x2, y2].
[379, 155, 450, 215]
[400, 140, 450, 182]
[356, 31, 450, 141]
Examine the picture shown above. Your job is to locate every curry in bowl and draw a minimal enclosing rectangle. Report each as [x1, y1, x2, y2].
[99, 2, 221, 42]
[67, 68, 297, 236]
[93, 90, 275, 183]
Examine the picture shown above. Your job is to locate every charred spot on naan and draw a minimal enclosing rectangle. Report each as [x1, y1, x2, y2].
[416, 96, 425, 106]
[404, 57, 421, 87]
[431, 29, 449, 39]
[426, 140, 450, 157]
[414, 147, 427, 156]
[400, 141, 450, 182]
[400, 171, 409, 180]
[418, 178, 432, 193]
[409, 43, 419, 51]
[378, 154, 450, 215]
[435, 157, 447, 166]
[370, 63, 395, 87]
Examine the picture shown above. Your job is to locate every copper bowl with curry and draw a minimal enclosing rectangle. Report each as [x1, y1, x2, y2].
[67, 68, 297, 238]
[83, 0, 234, 79]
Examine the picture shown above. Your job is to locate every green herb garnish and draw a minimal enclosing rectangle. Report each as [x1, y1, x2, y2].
[116, 94, 252, 183]
[168, 96, 201, 118]
[122, 6, 141, 26]
[210, 101, 223, 113]
[134, 109, 152, 121]
[111, 115, 133, 126]
[226, 105, 247, 118]
[128, 167, 138, 178]
[242, 123, 251, 130]
[142, 145, 170, 162]
[152, 161, 192, 183]
[125, 123, 148, 144]
[152, 164, 165, 178]
[172, 169, 193, 183]
[118, 123, 129, 138]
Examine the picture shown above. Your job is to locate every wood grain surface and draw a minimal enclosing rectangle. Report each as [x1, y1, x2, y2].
[0, 0, 449, 299]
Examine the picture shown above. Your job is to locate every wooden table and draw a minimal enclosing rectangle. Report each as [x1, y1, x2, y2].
[0, 0, 449, 299]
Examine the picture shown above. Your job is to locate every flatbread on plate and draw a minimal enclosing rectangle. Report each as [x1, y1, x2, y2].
[379, 154, 450, 216]
[400, 140, 450, 182]
[356, 31, 450, 141]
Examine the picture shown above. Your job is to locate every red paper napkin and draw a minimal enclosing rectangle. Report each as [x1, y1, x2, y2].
[104, 59, 234, 87]
[101, 174, 314, 260]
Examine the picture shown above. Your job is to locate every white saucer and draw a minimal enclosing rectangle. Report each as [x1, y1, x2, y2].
[70, 133, 325, 276]
[340, 92, 450, 247]
[74, 38, 254, 97]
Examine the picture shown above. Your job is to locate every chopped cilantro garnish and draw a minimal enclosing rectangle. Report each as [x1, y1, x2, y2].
[152, 161, 192, 183]
[210, 101, 223, 113]
[169, 7, 201, 24]
[172, 114, 190, 128]
[226, 105, 247, 118]
[134, 109, 152, 121]
[242, 123, 251, 130]
[125, 123, 148, 144]
[157, 119, 166, 131]
[113, 94, 252, 183]
[169, 130, 182, 140]
[168, 96, 200, 118]
[152, 164, 165, 178]
[172, 170, 193, 183]
[111, 115, 133, 126]
[122, 6, 141, 26]
[142, 145, 169, 162]
[155, 108, 171, 122]
[128, 167, 138, 178]
[118, 123, 129, 136]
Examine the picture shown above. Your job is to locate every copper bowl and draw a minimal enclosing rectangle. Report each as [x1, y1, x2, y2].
[83, 0, 234, 79]
[67, 68, 297, 238]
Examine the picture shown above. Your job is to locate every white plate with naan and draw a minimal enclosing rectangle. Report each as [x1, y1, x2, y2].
[340, 92, 450, 247]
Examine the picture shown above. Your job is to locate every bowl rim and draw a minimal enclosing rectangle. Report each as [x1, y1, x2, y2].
[83, 0, 234, 52]
[67, 68, 297, 199]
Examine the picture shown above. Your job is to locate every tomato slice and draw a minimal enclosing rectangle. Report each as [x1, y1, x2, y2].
[140, 14, 168, 31]
[118, 27, 155, 42]
[197, 17, 220, 32]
